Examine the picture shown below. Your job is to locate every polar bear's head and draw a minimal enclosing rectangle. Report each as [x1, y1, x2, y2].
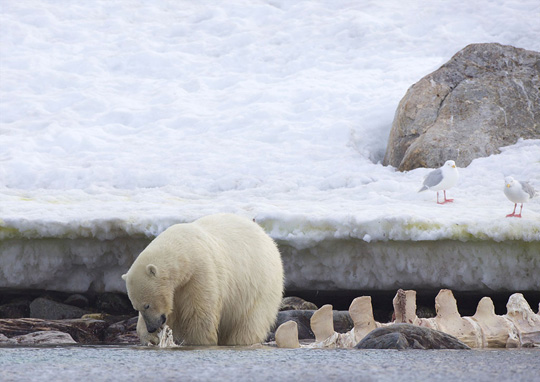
[122, 264, 173, 334]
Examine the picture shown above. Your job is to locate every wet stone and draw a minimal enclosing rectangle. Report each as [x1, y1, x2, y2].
[10, 331, 77, 345]
[355, 323, 471, 350]
[104, 316, 139, 344]
[280, 296, 318, 311]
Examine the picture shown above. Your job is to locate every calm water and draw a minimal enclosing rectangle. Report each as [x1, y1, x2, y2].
[0, 345, 539, 382]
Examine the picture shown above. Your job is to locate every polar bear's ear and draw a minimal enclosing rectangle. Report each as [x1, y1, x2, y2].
[146, 264, 158, 277]
[121, 274, 127, 281]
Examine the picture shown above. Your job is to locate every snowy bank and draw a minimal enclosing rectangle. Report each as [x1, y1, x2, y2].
[2, 141, 539, 293]
[1, 1, 539, 293]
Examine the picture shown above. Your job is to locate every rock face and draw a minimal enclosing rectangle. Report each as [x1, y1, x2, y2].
[383, 43, 540, 171]
[355, 324, 470, 350]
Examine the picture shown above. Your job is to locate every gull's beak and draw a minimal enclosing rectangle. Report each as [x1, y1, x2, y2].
[507, 184, 511, 188]
[452, 165, 456, 168]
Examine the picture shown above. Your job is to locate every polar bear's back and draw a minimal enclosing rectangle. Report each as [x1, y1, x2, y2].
[193, 213, 282, 273]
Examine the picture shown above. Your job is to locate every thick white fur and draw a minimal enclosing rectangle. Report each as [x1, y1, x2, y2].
[122, 213, 284, 346]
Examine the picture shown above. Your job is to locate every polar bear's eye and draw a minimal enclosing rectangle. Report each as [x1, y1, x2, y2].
[144, 304, 150, 310]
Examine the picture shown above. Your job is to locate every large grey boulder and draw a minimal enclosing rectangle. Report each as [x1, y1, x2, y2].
[383, 43, 540, 171]
[30, 297, 91, 320]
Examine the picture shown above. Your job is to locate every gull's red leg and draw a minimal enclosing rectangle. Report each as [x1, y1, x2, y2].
[506, 203, 517, 217]
[515, 204, 523, 218]
[443, 190, 454, 203]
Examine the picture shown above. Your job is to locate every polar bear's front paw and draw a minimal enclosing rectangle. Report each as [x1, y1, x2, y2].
[140, 331, 159, 346]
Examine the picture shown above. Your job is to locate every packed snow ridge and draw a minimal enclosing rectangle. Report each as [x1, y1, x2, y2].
[2, 139, 538, 245]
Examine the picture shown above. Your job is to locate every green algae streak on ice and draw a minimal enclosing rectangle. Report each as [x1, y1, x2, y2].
[402, 220, 540, 242]
[0, 219, 153, 241]
[0, 223, 39, 241]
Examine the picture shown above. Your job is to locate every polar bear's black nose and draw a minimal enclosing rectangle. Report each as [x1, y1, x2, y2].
[147, 315, 166, 333]
[143, 313, 167, 333]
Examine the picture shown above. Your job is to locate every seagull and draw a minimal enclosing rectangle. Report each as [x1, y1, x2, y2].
[418, 160, 459, 204]
[503, 176, 536, 218]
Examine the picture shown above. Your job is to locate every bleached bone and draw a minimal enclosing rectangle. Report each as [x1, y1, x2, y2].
[310, 304, 335, 342]
[309, 304, 351, 348]
[431, 289, 482, 348]
[334, 296, 384, 348]
[392, 289, 420, 325]
[274, 305, 341, 349]
[349, 296, 382, 342]
[275, 320, 300, 349]
[276, 289, 540, 350]
[291, 297, 384, 349]
[315, 296, 386, 348]
[391, 288, 438, 330]
[471, 297, 519, 348]
[504, 293, 540, 347]
[309, 331, 340, 349]
[156, 325, 179, 348]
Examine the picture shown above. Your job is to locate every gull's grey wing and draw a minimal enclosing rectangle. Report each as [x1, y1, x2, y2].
[423, 168, 443, 188]
[520, 181, 536, 198]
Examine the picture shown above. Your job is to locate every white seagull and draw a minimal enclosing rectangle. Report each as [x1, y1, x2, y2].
[503, 176, 536, 218]
[418, 160, 459, 204]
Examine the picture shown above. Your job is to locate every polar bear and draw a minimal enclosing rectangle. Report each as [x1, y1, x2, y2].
[122, 213, 284, 346]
